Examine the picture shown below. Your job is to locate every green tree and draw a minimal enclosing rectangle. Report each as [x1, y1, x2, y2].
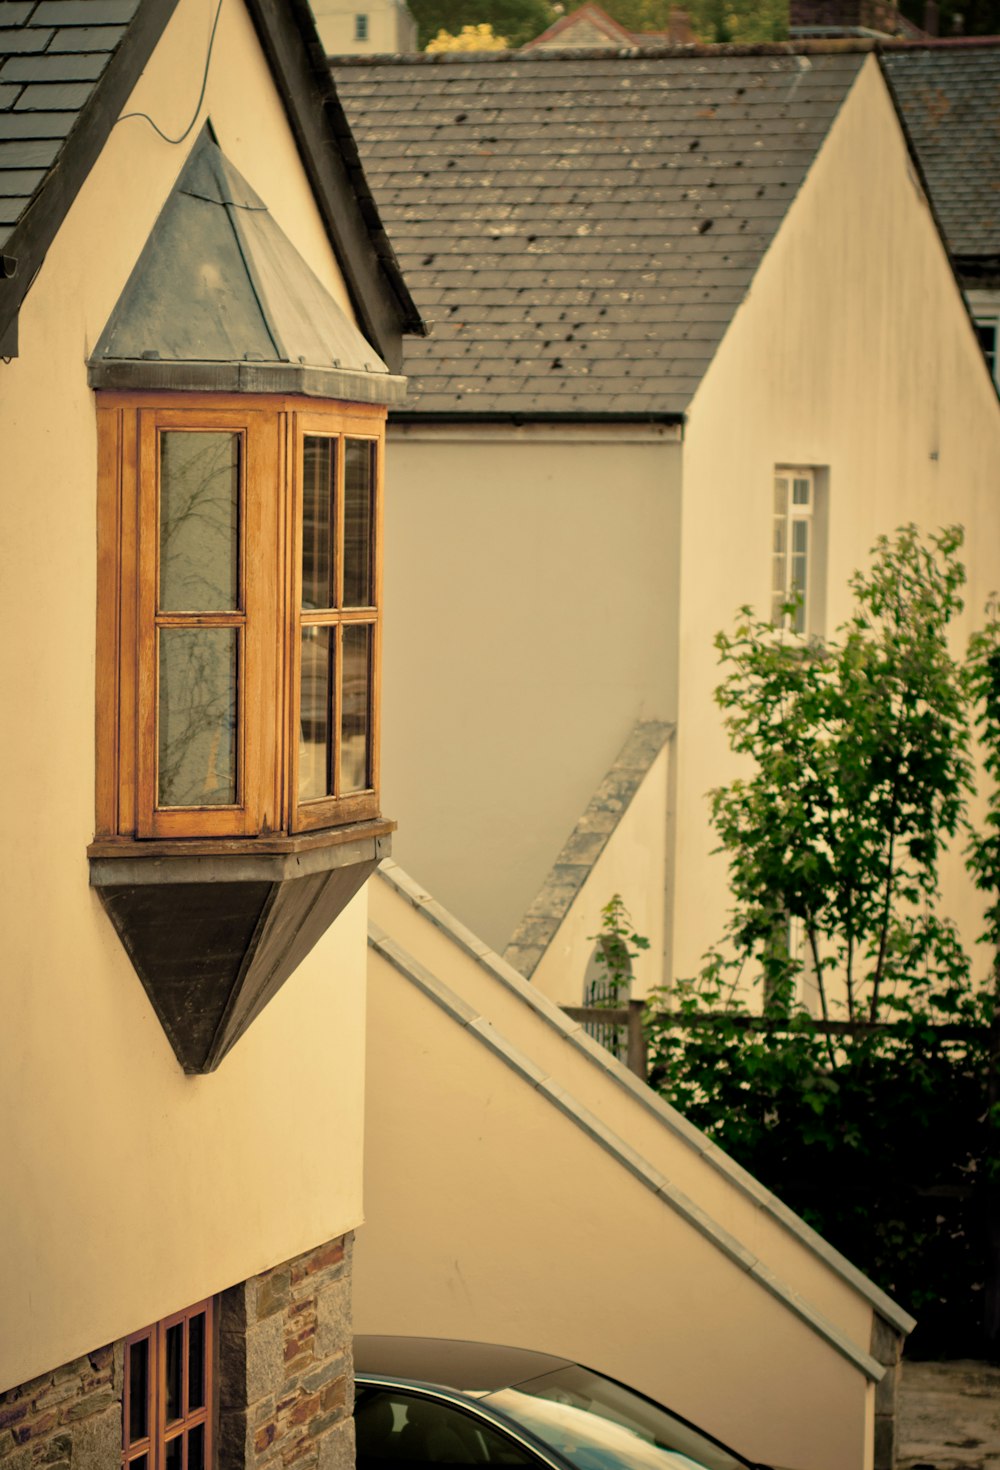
[644, 525, 999, 1353]
[700, 523, 971, 1025]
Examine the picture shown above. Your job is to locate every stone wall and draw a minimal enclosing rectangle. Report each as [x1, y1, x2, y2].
[0, 1231, 355, 1470]
[0, 1344, 122, 1470]
[219, 1233, 355, 1470]
[872, 1312, 905, 1470]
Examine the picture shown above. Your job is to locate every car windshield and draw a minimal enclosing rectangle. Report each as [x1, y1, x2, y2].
[482, 1366, 751, 1470]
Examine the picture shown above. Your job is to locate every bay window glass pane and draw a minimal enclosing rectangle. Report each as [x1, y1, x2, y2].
[128, 1339, 149, 1444]
[159, 432, 239, 612]
[188, 1425, 205, 1470]
[188, 1313, 205, 1412]
[341, 624, 371, 794]
[158, 629, 238, 807]
[344, 439, 375, 608]
[300, 626, 332, 802]
[165, 1323, 183, 1424]
[302, 437, 336, 610]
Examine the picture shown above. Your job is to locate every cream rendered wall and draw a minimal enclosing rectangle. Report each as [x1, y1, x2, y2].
[312, 0, 418, 55]
[382, 423, 682, 953]
[0, 0, 370, 1393]
[529, 742, 669, 1005]
[359, 945, 878, 1470]
[671, 55, 1000, 989]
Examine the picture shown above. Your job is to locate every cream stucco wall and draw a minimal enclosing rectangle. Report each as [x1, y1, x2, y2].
[359, 933, 881, 1470]
[529, 741, 669, 1005]
[381, 424, 682, 953]
[671, 55, 1000, 989]
[312, 0, 418, 55]
[0, 0, 369, 1392]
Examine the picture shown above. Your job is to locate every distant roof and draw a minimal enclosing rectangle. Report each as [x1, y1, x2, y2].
[332, 47, 869, 418]
[523, 4, 646, 49]
[0, 0, 422, 362]
[882, 41, 1000, 279]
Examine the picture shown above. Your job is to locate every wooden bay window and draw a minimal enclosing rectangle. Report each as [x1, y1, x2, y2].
[94, 393, 384, 847]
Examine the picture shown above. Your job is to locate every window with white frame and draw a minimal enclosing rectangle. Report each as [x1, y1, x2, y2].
[355, 13, 369, 38]
[772, 467, 816, 634]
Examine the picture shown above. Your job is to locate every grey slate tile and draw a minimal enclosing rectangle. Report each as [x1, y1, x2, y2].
[0, 81, 18, 107]
[1, 52, 108, 80]
[32, 0, 138, 21]
[48, 24, 125, 50]
[0, 109, 75, 136]
[0, 28, 55, 53]
[0, 166, 43, 191]
[0, 192, 30, 222]
[0, 136, 60, 164]
[13, 79, 95, 108]
[0, 4, 34, 22]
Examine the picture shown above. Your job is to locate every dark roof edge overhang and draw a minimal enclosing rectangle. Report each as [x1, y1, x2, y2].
[88, 358, 409, 405]
[0, 0, 180, 360]
[954, 255, 1000, 287]
[385, 405, 688, 429]
[387, 409, 685, 425]
[243, 0, 425, 375]
[878, 55, 1000, 404]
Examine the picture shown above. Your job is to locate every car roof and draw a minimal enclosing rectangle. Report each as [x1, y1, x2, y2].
[354, 1336, 573, 1392]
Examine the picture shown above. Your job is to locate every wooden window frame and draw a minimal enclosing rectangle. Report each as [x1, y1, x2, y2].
[290, 410, 383, 833]
[95, 392, 385, 847]
[122, 1298, 215, 1470]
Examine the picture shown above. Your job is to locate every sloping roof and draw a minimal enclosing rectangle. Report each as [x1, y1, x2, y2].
[89, 127, 407, 404]
[332, 46, 869, 418]
[523, 4, 641, 49]
[0, 0, 422, 362]
[882, 41, 1000, 278]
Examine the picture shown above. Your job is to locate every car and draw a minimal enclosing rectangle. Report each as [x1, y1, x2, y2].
[353, 1337, 773, 1470]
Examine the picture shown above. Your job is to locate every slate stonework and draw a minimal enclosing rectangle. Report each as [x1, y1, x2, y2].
[0, 1232, 355, 1470]
[218, 1233, 355, 1470]
[0, 1342, 122, 1470]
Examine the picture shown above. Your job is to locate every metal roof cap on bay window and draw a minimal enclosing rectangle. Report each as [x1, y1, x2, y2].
[88, 125, 408, 407]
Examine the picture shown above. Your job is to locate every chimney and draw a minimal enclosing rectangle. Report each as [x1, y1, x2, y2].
[667, 5, 695, 40]
[923, 0, 940, 31]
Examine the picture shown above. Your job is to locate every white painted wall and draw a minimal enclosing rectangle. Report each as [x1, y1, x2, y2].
[0, 0, 369, 1393]
[382, 423, 682, 952]
[359, 929, 883, 1470]
[529, 741, 669, 1005]
[671, 55, 1000, 990]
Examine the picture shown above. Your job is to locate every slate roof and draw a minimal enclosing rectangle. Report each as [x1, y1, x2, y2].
[0, 0, 149, 255]
[332, 47, 869, 417]
[882, 42, 1000, 276]
[0, 0, 422, 362]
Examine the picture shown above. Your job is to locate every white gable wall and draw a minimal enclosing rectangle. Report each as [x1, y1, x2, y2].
[0, 0, 368, 1392]
[672, 54, 1000, 990]
[381, 422, 682, 953]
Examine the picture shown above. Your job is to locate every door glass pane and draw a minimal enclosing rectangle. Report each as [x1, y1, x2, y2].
[165, 1435, 183, 1470]
[344, 439, 375, 608]
[159, 432, 239, 612]
[128, 1339, 149, 1444]
[300, 626, 332, 802]
[188, 1425, 205, 1470]
[165, 1323, 183, 1424]
[188, 1313, 205, 1412]
[127, 1456, 148, 1470]
[302, 437, 336, 610]
[341, 624, 371, 794]
[158, 629, 238, 807]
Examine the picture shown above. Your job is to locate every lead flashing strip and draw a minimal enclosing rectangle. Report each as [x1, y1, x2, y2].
[368, 918, 885, 1383]
[375, 859, 916, 1338]
[87, 359, 409, 405]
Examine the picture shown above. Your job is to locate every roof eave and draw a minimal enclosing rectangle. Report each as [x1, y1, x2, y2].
[242, 0, 425, 375]
[0, 0, 180, 361]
